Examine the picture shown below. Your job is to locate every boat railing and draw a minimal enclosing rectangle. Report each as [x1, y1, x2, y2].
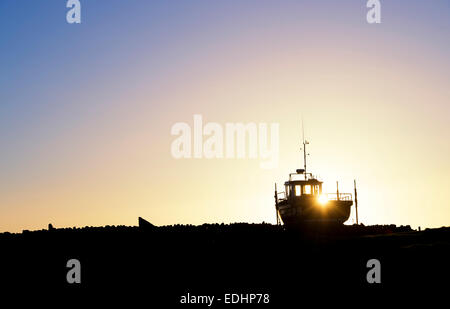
[276, 191, 287, 201]
[326, 193, 352, 201]
[289, 172, 322, 182]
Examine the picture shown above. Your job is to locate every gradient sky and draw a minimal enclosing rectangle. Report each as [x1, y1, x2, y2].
[1, 1, 449, 232]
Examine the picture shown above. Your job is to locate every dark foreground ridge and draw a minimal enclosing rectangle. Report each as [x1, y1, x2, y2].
[1, 219, 449, 304]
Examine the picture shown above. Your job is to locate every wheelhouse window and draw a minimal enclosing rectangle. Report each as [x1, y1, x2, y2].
[314, 185, 320, 195]
[303, 185, 311, 195]
[295, 185, 301, 196]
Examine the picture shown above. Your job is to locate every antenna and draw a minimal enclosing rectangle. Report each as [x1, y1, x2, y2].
[301, 117, 309, 180]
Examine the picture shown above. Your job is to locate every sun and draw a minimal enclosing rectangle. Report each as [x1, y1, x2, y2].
[318, 195, 328, 206]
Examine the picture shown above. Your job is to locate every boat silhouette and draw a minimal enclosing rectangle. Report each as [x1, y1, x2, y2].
[274, 127, 357, 226]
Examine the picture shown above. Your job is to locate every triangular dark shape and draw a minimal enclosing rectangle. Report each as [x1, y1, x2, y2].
[138, 217, 155, 230]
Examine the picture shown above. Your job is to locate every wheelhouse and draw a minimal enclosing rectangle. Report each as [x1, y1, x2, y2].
[282, 169, 322, 199]
[284, 179, 322, 199]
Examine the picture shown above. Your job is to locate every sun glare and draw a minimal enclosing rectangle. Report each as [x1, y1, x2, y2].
[318, 195, 328, 205]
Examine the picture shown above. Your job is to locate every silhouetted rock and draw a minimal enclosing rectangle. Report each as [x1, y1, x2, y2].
[48, 223, 54, 231]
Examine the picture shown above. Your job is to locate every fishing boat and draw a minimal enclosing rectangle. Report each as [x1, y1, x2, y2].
[274, 133, 358, 227]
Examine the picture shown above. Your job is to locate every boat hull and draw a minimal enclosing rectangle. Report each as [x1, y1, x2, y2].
[278, 198, 352, 226]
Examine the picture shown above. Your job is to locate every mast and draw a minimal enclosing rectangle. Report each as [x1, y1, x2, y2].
[274, 183, 280, 225]
[354, 179, 359, 225]
[301, 118, 309, 180]
[336, 181, 340, 201]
